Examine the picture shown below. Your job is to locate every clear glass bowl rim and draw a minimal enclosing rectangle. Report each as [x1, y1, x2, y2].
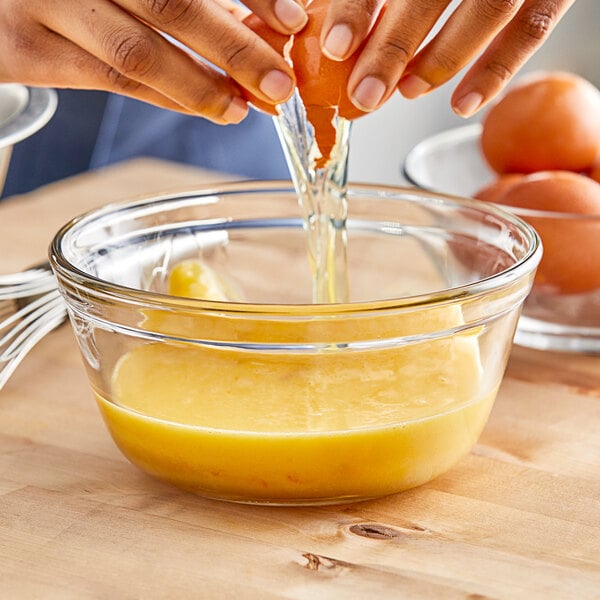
[403, 123, 600, 220]
[49, 180, 542, 317]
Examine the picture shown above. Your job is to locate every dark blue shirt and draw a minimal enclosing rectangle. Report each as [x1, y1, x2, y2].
[2, 90, 289, 198]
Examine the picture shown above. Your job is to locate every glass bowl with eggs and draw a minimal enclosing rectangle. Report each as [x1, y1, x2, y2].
[404, 71, 600, 354]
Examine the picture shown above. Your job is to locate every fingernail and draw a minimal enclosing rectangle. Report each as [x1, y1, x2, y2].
[323, 24, 354, 60]
[259, 69, 294, 102]
[398, 74, 431, 99]
[274, 0, 307, 32]
[222, 96, 249, 124]
[453, 91, 484, 118]
[352, 76, 386, 111]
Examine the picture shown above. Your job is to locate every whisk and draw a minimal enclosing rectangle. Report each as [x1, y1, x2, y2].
[0, 263, 67, 391]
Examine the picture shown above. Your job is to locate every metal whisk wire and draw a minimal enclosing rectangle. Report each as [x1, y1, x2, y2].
[0, 263, 67, 391]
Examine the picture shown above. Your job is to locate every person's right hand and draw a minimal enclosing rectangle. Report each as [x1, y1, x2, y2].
[319, 0, 576, 118]
[0, 0, 307, 124]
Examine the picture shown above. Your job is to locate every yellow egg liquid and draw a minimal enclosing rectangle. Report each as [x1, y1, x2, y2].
[97, 331, 494, 504]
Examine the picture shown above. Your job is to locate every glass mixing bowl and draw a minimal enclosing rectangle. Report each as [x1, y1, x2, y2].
[404, 124, 600, 354]
[50, 181, 540, 505]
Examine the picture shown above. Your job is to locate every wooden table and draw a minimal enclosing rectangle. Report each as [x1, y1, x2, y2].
[1, 159, 599, 599]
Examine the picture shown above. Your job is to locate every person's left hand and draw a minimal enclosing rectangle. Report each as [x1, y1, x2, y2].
[317, 0, 577, 117]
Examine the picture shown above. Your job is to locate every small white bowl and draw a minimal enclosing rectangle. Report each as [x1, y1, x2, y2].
[0, 84, 57, 194]
[403, 124, 493, 197]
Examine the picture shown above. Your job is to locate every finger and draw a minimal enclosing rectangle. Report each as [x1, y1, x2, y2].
[398, 0, 525, 100]
[111, 0, 296, 105]
[451, 0, 577, 117]
[2, 24, 202, 117]
[347, 0, 452, 112]
[320, 0, 385, 61]
[243, 0, 308, 34]
[38, 0, 250, 123]
[212, 0, 251, 20]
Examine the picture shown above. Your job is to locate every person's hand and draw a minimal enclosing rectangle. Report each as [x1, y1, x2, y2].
[0, 0, 308, 124]
[318, 0, 577, 117]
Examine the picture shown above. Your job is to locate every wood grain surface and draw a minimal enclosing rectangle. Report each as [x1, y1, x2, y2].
[0, 160, 598, 599]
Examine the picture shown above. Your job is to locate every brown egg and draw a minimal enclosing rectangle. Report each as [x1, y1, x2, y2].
[474, 174, 523, 202]
[244, 0, 377, 167]
[289, 0, 369, 167]
[480, 71, 600, 175]
[494, 171, 600, 294]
